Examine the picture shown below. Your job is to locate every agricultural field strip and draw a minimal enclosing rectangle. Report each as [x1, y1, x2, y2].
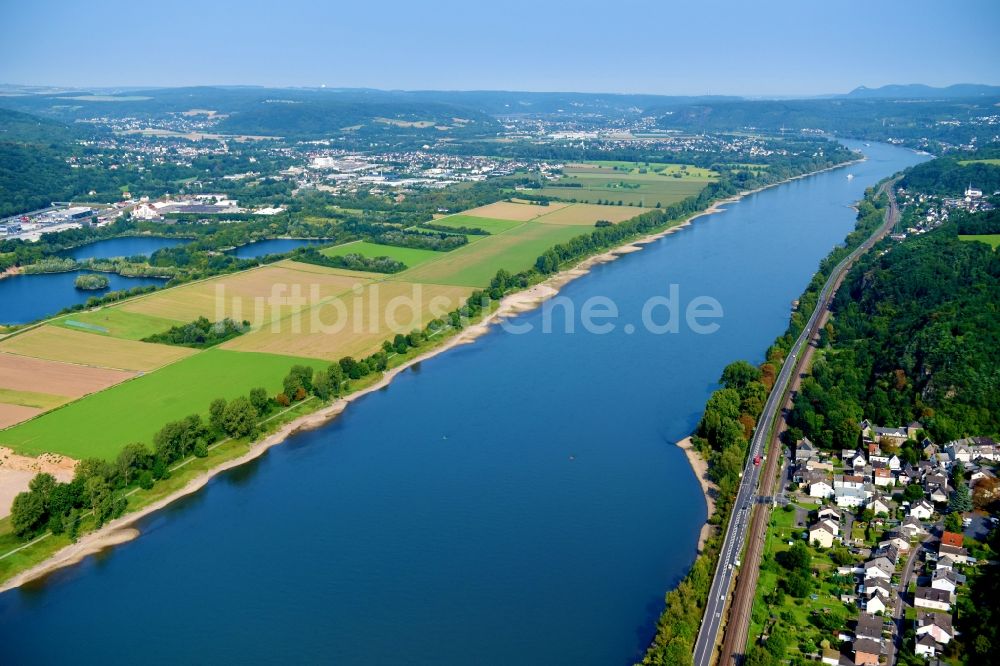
[0, 352, 135, 399]
[0, 324, 195, 372]
[119, 263, 373, 325]
[0, 404, 43, 431]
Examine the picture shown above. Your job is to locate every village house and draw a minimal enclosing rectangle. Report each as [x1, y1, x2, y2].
[865, 557, 893, 581]
[916, 612, 954, 645]
[870, 495, 893, 516]
[935, 555, 955, 572]
[855, 613, 883, 641]
[864, 576, 891, 599]
[836, 474, 865, 489]
[931, 568, 959, 594]
[873, 543, 902, 565]
[938, 542, 969, 564]
[897, 466, 915, 485]
[946, 440, 974, 464]
[907, 421, 923, 439]
[928, 486, 949, 504]
[915, 587, 953, 612]
[900, 516, 927, 539]
[971, 468, 996, 485]
[853, 637, 883, 666]
[810, 479, 835, 499]
[878, 532, 910, 554]
[809, 522, 838, 548]
[795, 437, 817, 462]
[836, 486, 868, 508]
[909, 500, 934, 520]
[818, 507, 841, 522]
[915, 633, 940, 658]
[869, 425, 908, 447]
[941, 531, 964, 548]
[864, 590, 889, 614]
[923, 441, 939, 459]
[873, 467, 893, 487]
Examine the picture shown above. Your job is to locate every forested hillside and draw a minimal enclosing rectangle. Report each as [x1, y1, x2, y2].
[0, 108, 91, 217]
[788, 214, 1000, 449]
[899, 149, 1000, 195]
[651, 97, 1000, 151]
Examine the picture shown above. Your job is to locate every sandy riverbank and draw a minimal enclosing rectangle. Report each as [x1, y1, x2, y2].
[0, 266, 24, 281]
[676, 437, 718, 553]
[0, 158, 863, 591]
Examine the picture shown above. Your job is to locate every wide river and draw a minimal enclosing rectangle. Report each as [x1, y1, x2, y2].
[0, 141, 926, 664]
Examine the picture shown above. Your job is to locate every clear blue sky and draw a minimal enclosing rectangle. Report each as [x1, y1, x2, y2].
[1, 0, 997, 96]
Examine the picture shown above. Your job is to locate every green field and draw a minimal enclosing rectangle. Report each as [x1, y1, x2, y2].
[960, 234, 1000, 249]
[321, 241, 445, 269]
[589, 160, 717, 178]
[958, 158, 1000, 166]
[400, 222, 588, 287]
[0, 349, 325, 459]
[53, 308, 183, 340]
[539, 161, 715, 207]
[430, 214, 523, 234]
[0, 388, 68, 410]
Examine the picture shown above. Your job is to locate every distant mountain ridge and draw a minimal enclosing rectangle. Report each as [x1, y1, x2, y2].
[846, 83, 1000, 99]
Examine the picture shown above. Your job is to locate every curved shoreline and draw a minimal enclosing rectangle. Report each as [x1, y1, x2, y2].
[0, 158, 863, 593]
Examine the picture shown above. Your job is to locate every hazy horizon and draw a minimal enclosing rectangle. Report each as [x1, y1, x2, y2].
[2, 0, 998, 96]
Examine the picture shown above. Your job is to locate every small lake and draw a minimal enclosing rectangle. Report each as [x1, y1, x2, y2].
[0, 271, 168, 325]
[226, 238, 331, 259]
[62, 236, 189, 261]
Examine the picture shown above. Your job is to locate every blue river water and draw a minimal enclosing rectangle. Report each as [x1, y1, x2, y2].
[0, 142, 926, 664]
[61, 236, 189, 261]
[0, 271, 167, 325]
[227, 238, 331, 259]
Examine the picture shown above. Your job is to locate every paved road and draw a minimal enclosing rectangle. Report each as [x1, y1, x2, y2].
[692, 181, 901, 666]
[890, 524, 939, 664]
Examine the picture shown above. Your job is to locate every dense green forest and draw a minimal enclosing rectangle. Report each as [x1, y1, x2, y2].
[788, 211, 1000, 449]
[899, 149, 1000, 195]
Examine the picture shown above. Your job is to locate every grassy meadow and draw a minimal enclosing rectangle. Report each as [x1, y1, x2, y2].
[959, 234, 1000, 249]
[0, 349, 326, 459]
[320, 240, 445, 268]
[538, 161, 716, 207]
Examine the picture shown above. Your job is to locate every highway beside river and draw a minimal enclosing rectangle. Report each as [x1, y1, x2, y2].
[695, 179, 904, 666]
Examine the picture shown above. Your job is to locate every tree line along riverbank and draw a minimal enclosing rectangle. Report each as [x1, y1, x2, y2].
[639, 184, 893, 665]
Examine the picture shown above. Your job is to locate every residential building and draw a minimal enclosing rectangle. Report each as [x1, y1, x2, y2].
[864, 591, 888, 614]
[915, 587, 953, 611]
[865, 557, 893, 581]
[855, 612, 883, 641]
[795, 437, 817, 462]
[810, 480, 834, 499]
[931, 569, 958, 594]
[939, 543, 969, 564]
[916, 612, 954, 645]
[818, 507, 841, 522]
[873, 467, 893, 487]
[941, 531, 964, 548]
[915, 633, 940, 658]
[854, 637, 882, 665]
[810, 522, 837, 548]
[909, 500, 934, 520]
